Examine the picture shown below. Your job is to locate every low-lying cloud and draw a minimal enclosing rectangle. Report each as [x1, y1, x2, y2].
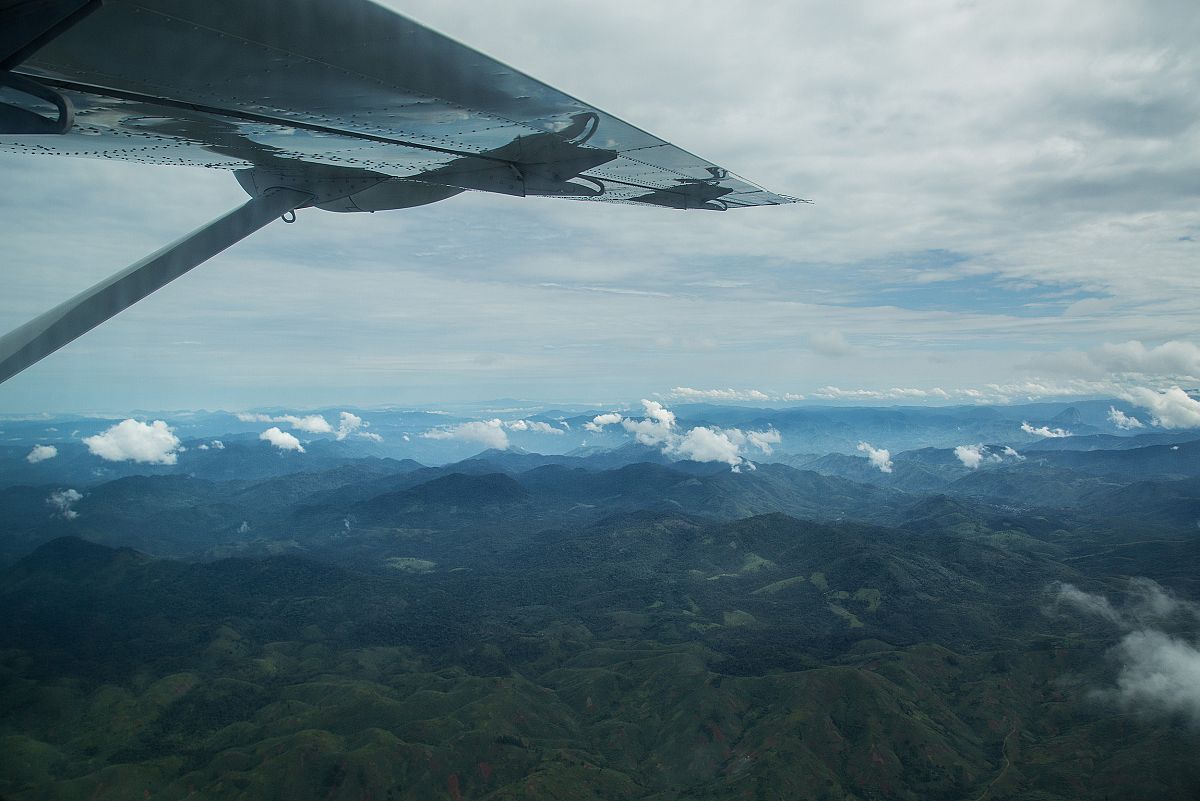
[1051, 579, 1200, 725]
[26, 444, 58, 463]
[422, 419, 509, 450]
[47, 488, 82, 520]
[584, 412, 623, 433]
[83, 419, 182, 464]
[857, 441, 893, 473]
[1107, 406, 1145, 430]
[583, 400, 780, 470]
[237, 412, 333, 434]
[505, 419, 564, 435]
[1120, 386, 1200, 429]
[1021, 421, 1072, 438]
[953, 443, 1021, 469]
[260, 427, 305, 452]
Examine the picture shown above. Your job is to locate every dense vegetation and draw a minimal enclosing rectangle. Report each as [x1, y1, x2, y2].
[2, 424, 1199, 799]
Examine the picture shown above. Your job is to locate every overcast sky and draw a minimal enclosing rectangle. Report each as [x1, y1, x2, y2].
[1, 0, 1198, 413]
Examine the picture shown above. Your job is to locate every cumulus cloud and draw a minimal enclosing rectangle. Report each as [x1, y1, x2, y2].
[421, 419, 509, 449]
[583, 412, 624, 433]
[46, 488, 82, 520]
[667, 426, 744, 466]
[953, 443, 1019, 469]
[260, 427, 305, 452]
[84, 419, 182, 464]
[1120, 386, 1200, 429]
[26, 444, 58, 463]
[505, 419, 564, 435]
[667, 387, 772, 402]
[1051, 579, 1200, 724]
[620, 399, 677, 445]
[1021, 421, 1072, 438]
[810, 330, 856, 358]
[238, 412, 333, 434]
[641, 399, 676, 427]
[596, 401, 781, 470]
[335, 411, 363, 440]
[1108, 406, 1145, 430]
[857, 441, 893, 473]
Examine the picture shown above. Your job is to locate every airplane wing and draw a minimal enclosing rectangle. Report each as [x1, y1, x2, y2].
[0, 0, 802, 384]
[4, 0, 800, 210]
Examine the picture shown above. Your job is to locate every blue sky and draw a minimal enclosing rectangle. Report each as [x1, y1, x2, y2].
[1, 0, 1199, 413]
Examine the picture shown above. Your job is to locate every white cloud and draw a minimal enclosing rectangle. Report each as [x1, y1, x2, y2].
[1120, 386, 1200, 429]
[260, 427, 305, 452]
[667, 426, 744, 467]
[1107, 406, 1145, 430]
[1087, 340, 1200, 381]
[583, 412, 624, 433]
[26, 444, 58, 463]
[83, 419, 182, 464]
[667, 387, 772, 402]
[955, 444, 986, 470]
[810, 330, 856, 358]
[1053, 582, 1123, 625]
[641, 399, 676, 427]
[237, 412, 333, 434]
[1002, 446, 1024, 460]
[857, 441, 893, 473]
[421, 419, 509, 449]
[1109, 631, 1200, 725]
[619, 399, 677, 445]
[1053, 580, 1200, 725]
[1021, 421, 1072, 438]
[237, 521, 250, 534]
[622, 417, 675, 446]
[813, 386, 959, 402]
[46, 488, 82, 520]
[335, 411, 363, 440]
[505, 419, 564, 435]
[360, 431, 384, 442]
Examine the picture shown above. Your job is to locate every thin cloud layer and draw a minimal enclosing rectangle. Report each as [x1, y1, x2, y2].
[668, 387, 772, 402]
[26, 444, 58, 463]
[84, 420, 182, 465]
[260, 427, 305, 452]
[422, 419, 509, 450]
[1052, 579, 1200, 725]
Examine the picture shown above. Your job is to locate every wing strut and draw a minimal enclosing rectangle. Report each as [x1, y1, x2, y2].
[0, 188, 310, 384]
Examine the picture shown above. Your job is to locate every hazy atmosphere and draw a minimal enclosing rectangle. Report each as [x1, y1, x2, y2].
[2, 2, 1199, 800]
[3, 0, 1198, 411]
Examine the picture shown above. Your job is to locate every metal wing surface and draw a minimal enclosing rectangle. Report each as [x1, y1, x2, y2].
[4, 0, 799, 210]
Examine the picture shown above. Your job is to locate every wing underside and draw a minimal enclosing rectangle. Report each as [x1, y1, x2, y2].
[0, 0, 799, 210]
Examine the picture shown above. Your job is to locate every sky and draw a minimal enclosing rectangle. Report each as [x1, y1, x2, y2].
[1, 0, 1198, 413]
